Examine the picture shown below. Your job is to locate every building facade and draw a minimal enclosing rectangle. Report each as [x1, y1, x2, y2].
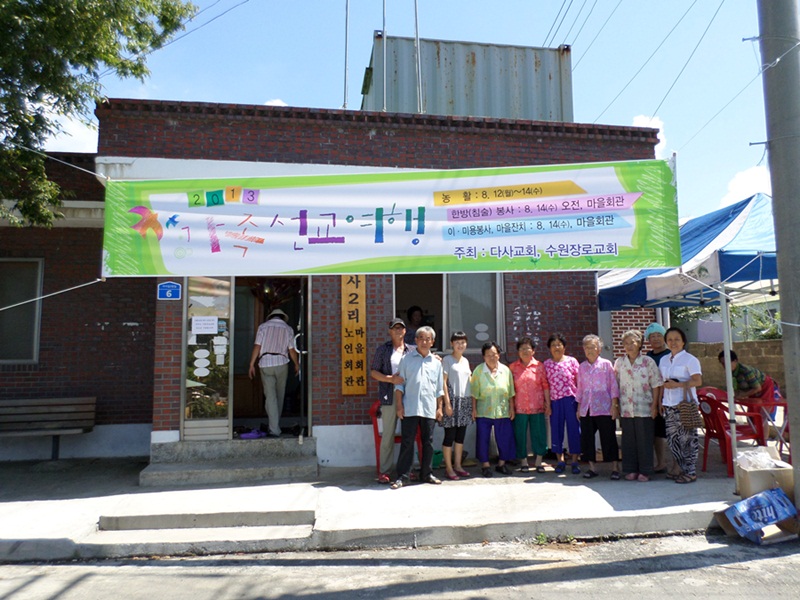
[1, 100, 659, 464]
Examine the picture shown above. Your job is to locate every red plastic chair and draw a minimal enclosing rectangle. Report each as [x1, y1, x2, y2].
[699, 394, 762, 477]
[369, 401, 422, 476]
[698, 386, 767, 446]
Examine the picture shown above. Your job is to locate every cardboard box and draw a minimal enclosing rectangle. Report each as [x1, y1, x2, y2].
[735, 446, 794, 502]
[715, 488, 798, 545]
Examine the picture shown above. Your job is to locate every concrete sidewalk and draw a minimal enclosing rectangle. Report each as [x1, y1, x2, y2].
[0, 454, 740, 562]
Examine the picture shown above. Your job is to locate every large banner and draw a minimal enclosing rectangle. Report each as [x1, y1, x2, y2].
[102, 159, 679, 276]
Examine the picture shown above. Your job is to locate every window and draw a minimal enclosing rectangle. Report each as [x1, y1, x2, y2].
[446, 273, 502, 354]
[395, 273, 503, 356]
[0, 259, 43, 363]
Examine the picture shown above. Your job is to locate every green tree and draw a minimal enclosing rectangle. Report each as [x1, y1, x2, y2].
[0, 0, 197, 226]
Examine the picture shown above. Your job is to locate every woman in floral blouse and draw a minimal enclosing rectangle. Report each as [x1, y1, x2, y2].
[614, 330, 663, 482]
[576, 334, 621, 479]
[509, 337, 550, 473]
[543, 333, 582, 475]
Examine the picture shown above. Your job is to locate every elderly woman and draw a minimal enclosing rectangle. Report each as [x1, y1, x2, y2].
[576, 334, 621, 479]
[471, 341, 516, 477]
[614, 330, 663, 482]
[509, 337, 551, 473]
[659, 327, 703, 484]
[544, 333, 582, 475]
[645, 322, 672, 474]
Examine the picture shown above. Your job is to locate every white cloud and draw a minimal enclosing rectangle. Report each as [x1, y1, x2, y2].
[43, 115, 98, 153]
[632, 115, 666, 160]
[719, 165, 771, 207]
[264, 98, 288, 107]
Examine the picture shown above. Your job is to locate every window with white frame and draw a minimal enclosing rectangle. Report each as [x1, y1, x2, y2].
[445, 273, 503, 354]
[0, 259, 43, 363]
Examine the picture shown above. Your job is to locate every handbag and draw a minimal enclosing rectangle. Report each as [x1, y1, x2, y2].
[678, 386, 703, 429]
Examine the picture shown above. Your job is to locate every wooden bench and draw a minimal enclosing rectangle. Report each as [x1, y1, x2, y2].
[0, 397, 96, 460]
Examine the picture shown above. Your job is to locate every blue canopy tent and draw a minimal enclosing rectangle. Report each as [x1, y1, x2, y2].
[598, 193, 780, 488]
[598, 194, 777, 311]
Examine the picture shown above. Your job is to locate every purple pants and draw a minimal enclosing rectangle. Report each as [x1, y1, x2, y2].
[476, 417, 516, 463]
[549, 395, 581, 455]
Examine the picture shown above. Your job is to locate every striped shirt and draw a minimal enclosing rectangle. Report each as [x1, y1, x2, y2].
[254, 318, 296, 368]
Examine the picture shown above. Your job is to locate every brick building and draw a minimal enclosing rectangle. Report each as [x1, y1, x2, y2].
[1, 100, 660, 464]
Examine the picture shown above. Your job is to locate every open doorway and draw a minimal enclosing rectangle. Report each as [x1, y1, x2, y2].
[394, 273, 503, 358]
[395, 274, 443, 351]
[233, 277, 308, 435]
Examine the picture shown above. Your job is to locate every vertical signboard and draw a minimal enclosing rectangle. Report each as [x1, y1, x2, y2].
[341, 275, 367, 395]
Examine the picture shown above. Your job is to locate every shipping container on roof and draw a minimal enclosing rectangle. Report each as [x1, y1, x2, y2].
[360, 32, 573, 122]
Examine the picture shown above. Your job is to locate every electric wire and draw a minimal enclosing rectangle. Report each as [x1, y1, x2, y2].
[573, 0, 622, 71]
[561, 0, 589, 47]
[568, 0, 598, 47]
[0, 279, 105, 313]
[677, 39, 800, 153]
[593, 0, 698, 123]
[544, 0, 574, 48]
[98, 0, 251, 79]
[542, 0, 570, 47]
[650, 0, 725, 119]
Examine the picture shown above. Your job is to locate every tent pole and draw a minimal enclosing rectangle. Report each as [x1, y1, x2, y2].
[719, 285, 739, 492]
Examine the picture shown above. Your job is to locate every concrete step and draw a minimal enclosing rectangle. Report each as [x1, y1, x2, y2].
[138, 455, 319, 487]
[99, 509, 316, 531]
[150, 437, 316, 463]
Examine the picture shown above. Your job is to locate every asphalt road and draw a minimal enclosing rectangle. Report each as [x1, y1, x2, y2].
[1, 533, 799, 599]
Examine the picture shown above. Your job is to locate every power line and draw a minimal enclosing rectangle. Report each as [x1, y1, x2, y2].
[650, 0, 725, 119]
[568, 0, 598, 47]
[99, 0, 251, 80]
[545, 0, 574, 48]
[677, 39, 800, 152]
[593, 0, 698, 123]
[542, 0, 570, 47]
[573, 0, 622, 71]
[560, 0, 588, 47]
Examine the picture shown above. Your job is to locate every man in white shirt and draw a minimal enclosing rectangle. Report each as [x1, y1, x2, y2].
[249, 309, 299, 437]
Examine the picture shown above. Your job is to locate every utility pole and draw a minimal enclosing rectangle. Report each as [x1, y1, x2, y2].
[757, 0, 800, 506]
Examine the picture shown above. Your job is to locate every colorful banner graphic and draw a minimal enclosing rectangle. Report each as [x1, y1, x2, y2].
[102, 160, 679, 276]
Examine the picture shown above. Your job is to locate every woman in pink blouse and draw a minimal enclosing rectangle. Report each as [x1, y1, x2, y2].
[543, 332, 582, 475]
[509, 337, 550, 472]
[576, 334, 621, 479]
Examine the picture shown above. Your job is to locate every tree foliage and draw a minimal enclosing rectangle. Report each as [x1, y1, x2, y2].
[0, 0, 197, 226]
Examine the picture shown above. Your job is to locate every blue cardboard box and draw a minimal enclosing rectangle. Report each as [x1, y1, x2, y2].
[716, 488, 798, 544]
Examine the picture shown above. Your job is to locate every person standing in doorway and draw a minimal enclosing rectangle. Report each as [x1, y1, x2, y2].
[403, 305, 425, 345]
[370, 318, 414, 484]
[248, 309, 300, 437]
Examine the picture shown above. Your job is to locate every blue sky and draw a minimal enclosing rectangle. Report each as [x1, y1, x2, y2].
[46, 0, 771, 219]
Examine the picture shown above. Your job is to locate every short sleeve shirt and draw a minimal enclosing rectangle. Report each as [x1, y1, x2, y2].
[443, 354, 472, 399]
[509, 358, 549, 414]
[470, 363, 515, 419]
[394, 349, 444, 418]
[659, 350, 702, 407]
[544, 356, 579, 400]
[614, 354, 663, 418]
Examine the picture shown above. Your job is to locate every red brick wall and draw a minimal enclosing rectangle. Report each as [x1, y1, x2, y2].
[0, 228, 155, 424]
[93, 100, 659, 428]
[152, 277, 184, 430]
[503, 272, 599, 362]
[46, 152, 105, 202]
[95, 101, 658, 168]
[610, 308, 659, 357]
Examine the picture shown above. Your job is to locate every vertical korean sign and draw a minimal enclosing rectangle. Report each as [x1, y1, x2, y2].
[341, 275, 367, 394]
[101, 159, 680, 277]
